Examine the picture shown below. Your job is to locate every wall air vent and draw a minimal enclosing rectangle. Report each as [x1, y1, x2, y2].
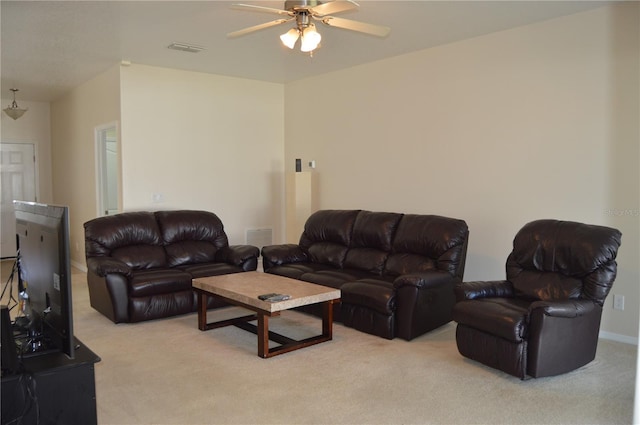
[246, 228, 273, 251]
[167, 42, 205, 53]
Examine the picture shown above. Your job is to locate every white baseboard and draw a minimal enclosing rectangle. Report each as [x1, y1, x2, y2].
[599, 330, 638, 345]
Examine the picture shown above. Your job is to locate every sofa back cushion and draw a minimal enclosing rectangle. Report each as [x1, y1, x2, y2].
[385, 214, 469, 278]
[299, 210, 360, 268]
[506, 219, 621, 306]
[344, 211, 403, 274]
[84, 211, 166, 269]
[155, 210, 229, 267]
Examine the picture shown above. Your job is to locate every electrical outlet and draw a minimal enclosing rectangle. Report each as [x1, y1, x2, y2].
[613, 294, 625, 311]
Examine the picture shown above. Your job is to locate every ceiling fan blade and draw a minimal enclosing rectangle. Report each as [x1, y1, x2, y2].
[231, 4, 293, 17]
[227, 18, 293, 39]
[320, 16, 390, 37]
[311, 0, 359, 16]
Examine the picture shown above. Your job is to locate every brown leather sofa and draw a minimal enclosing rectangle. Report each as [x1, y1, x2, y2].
[453, 219, 622, 379]
[262, 210, 469, 340]
[84, 210, 259, 323]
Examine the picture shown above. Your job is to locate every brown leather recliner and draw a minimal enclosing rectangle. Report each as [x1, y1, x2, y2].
[453, 219, 621, 379]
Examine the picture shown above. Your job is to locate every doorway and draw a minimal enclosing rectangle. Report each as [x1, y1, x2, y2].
[0, 143, 37, 258]
[95, 123, 119, 216]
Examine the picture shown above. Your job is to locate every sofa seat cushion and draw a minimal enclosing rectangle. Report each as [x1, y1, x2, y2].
[453, 298, 530, 343]
[341, 279, 396, 315]
[129, 269, 193, 297]
[179, 263, 244, 279]
[266, 263, 330, 280]
[299, 268, 375, 289]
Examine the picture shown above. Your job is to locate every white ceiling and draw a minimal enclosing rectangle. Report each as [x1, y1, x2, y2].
[1, 0, 608, 103]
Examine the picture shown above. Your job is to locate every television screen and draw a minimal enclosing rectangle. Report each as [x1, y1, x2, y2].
[13, 201, 74, 359]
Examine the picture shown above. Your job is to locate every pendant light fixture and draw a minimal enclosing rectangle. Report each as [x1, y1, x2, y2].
[3, 88, 27, 120]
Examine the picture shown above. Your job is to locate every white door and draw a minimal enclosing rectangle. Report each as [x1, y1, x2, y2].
[0, 143, 37, 258]
[95, 123, 119, 216]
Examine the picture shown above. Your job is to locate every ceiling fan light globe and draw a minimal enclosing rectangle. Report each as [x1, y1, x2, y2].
[300, 26, 321, 52]
[280, 28, 299, 49]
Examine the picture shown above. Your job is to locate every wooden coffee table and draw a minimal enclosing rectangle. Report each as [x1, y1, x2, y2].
[192, 272, 341, 358]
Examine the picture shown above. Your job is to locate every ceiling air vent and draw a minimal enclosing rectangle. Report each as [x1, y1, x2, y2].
[167, 42, 205, 53]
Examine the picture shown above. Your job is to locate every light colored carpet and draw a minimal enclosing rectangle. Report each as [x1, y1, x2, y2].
[3, 263, 637, 424]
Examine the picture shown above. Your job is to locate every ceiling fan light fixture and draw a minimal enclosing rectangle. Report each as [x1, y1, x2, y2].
[3, 88, 27, 120]
[228, 1, 389, 55]
[300, 24, 321, 53]
[280, 28, 300, 49]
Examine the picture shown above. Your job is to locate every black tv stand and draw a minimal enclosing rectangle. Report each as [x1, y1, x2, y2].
[13, 327, 59, 359]
[1, 337, 100, 425]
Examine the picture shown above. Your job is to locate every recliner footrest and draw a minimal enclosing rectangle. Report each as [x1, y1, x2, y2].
[341, 280, 395, 315]
[340, 280, 396, 339]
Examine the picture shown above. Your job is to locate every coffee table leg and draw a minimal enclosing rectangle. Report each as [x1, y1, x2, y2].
[257, 313, 269, 358]
[197, 290, 207, 331]
[322, 300, 334, 339]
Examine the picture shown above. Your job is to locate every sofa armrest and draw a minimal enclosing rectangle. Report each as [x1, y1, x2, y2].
[392, 271, 458, 340]
[261, 244, 308, 271]
[215, 245, 260, 269]
[86, 263, 131, 323]
[393, 271, 455, 290]
[529, 299, 596, 318]
[86, 257, 132, 278]
[454, 280, 514, 302]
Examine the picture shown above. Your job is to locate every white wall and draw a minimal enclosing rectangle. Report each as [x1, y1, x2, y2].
[119, 64, 285, 246]
[284, 3, 639, 340]
[1, 99, 53, 203]
[50, 65, 121, 268]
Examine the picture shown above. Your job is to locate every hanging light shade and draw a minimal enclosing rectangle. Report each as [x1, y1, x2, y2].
[3, 88, 27, 120]
[280, 28, 300, 49]
[300, 24, 321, 53]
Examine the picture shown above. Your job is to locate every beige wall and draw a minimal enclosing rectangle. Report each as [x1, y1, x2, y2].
[284, 4, 639, 341]
[1, 99, 53, 203]
[50, 65, 121, 268]
[119, 64, 285, 246]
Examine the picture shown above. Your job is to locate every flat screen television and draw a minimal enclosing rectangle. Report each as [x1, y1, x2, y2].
[13, 200, 75, 359]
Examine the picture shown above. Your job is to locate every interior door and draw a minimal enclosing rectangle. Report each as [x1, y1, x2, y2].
[95, 123, 119, 216]
[0, 143, 37, 258]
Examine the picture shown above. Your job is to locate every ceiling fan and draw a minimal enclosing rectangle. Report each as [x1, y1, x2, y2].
[227, 0, 391, 55]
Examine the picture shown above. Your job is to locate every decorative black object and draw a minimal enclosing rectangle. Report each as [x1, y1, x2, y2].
[1, 305, 18, 376]
[295, 158, 302, 172]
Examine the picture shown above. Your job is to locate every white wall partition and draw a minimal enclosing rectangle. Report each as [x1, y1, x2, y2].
[119, 64, 285, 246]
[50, 65, 121, 269]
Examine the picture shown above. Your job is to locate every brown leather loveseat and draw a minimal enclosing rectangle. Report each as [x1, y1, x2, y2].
[84, 210, 259, 323]
[262, 210, 469, 340]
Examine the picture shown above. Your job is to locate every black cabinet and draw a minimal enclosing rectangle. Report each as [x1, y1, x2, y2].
[1, 338, 100, 425]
